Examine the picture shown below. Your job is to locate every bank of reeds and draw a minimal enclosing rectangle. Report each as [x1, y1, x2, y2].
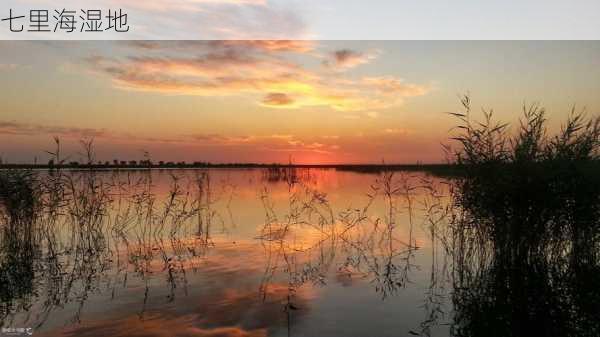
[447, 96, 600, 337]
[448, 95, 600, 259]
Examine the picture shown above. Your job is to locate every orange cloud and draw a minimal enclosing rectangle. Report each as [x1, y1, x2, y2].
[125, 40, 314, 54]
[362, 76, 429, 96]
[0, 118, 340, 157]
[261, 92, 295, 107]
[87, 42, 429, 112]
[211, 40, 315, 53]
[324, 49, 380, 70]
[0, 121, 107, 138]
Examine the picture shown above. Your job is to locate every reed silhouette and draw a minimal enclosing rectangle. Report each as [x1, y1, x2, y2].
[446, 96, 600, 337]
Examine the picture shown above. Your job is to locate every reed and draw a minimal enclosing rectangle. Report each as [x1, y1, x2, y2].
[446, 96, 600, 336]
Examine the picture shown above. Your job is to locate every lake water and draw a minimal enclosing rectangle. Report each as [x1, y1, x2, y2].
[0, 169, 453, 337]
[2, 168, 598, 337]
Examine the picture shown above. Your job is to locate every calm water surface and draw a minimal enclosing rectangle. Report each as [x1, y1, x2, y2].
[1, 169, 453, 337]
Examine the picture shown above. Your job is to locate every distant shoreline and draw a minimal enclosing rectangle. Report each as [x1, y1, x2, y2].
[0, 163, 460, 175]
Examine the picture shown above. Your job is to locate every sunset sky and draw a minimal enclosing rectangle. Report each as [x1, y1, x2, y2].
[1, 41, 599, 164]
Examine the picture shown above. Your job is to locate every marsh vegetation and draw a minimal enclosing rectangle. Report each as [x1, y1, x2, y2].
[446, 96, 600, 337]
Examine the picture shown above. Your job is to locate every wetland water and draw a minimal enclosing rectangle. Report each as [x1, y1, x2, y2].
[0, 168, 598, 337]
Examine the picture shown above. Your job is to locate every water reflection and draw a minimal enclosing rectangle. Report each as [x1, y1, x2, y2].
[0, 166, 597, 336]
[449, 163, 600, 337]
[0, 171, 37, 321]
